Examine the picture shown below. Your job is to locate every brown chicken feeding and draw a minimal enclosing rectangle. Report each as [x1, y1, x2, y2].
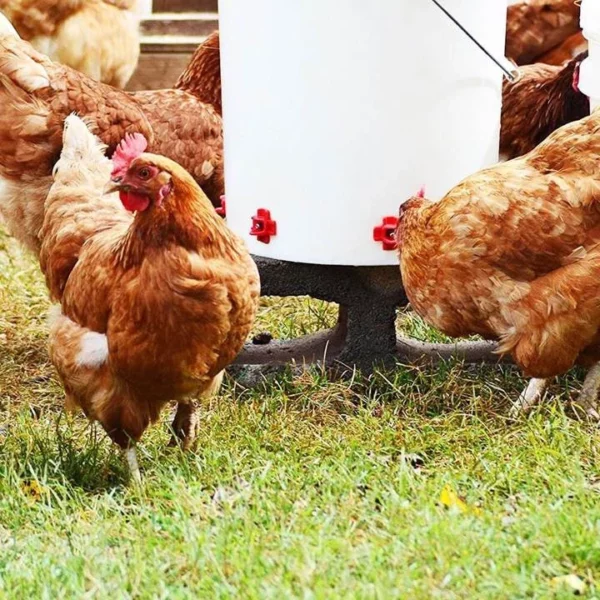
[0, 16, 223, 255]
[40, 116, 260, 481]
[398, 110, 600, 420]
[506, 0, 581, 66]
[0, 0, 140, 87]
[500, 52, 589, 160]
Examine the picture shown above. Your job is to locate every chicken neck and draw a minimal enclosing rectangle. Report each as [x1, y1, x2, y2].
[115, 186, 229, 267]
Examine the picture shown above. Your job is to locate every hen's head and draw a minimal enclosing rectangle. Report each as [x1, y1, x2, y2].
[399, 186, 426, 218]
[108, 134, 174, 213]
[397, 186, 427, 250]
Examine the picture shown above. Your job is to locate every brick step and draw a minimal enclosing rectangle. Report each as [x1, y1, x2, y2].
[153, 0, 217, 12]
[140, 35, 206, 54]
[141, 12, 218, 37]
[128, 6, 219, 92]
[128, 33, 214, 91]
[127, 51, 193, 91]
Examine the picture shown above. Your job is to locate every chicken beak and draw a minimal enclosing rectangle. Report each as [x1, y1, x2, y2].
[104, 180, 122, 195]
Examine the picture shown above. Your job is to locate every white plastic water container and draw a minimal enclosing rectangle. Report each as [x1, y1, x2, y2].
[137, 0, 152, 17]
[219, 1, 507, 266]
[579, 0, 600, 112]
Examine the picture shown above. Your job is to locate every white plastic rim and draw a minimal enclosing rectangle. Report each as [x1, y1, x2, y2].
[137, 0, 152, 16]
[219, 0, 507, 266]
[580, 0, 600, 39]
[578, 53, 600, 100]
[579, 0, 600, 110]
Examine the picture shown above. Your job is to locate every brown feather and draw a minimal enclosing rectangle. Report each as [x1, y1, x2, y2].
[0, 34, 223, 254]
[538, 31, 588, 66]
[176, 30, 222, 116]
[0, 0, 139, 87]
[506, 0, 581, 65]
[500, 53, 590, 160]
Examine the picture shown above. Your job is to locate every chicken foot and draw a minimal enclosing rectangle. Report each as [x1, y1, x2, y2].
[509, 378, 550, 418]
[572, 363, 600, 421]
[168, 402, 199, 450]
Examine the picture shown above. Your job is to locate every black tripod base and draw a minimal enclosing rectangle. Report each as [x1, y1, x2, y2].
[232, 257, 500, 380]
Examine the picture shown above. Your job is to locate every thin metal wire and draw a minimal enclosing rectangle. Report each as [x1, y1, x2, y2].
[429, 0, 517, 82]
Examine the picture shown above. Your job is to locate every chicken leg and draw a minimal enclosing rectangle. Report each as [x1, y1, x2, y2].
[169, 402, 199, 450]
[124, 447, 142, 483]
[509, 378, 550, 418]
[168, 371, 225, 450]
[572, 363, 600, 421]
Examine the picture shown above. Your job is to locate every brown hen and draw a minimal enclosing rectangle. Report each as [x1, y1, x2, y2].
[506, 0, 581, 65]
[0, 0, 140, 87]
[0, 18, 223, 255]
[41, 116, 259, 480]
[500, 52, 589, 159]
[399, 110, 600, 419]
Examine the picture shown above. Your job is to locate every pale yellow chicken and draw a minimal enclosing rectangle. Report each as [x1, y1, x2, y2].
[0, 0, 140, 87]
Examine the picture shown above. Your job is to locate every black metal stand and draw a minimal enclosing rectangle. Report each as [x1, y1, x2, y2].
[233, 257, 501, 378]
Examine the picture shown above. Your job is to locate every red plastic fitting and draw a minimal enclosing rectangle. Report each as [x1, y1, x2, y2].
[373, 216, 399, 251]
[250, 208, 277, 244]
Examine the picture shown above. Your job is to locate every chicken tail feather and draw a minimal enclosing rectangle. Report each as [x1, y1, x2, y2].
[56, 114, 109, 176]
[498, 249, 600, 377]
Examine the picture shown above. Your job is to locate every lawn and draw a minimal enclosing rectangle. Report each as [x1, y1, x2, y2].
[1, 224, 600, 599]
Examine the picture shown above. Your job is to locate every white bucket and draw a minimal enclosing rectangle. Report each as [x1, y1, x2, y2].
[137, 0, 152, 17]
[579, 0, 600, 112]
[219, 1, 507, 266]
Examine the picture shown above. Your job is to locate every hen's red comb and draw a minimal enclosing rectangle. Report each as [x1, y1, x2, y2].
[416, 185, 426, 198]
[111, 133, 148, 177]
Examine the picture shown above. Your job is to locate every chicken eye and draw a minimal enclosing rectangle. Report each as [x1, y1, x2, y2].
[138, 167, 151, 180]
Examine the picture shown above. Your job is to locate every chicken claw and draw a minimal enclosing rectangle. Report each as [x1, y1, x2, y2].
[124, 447, 142, 484]
[168, 402, 199, 451]
[573, 363, 600, 422]
[509, 378, 549, 419]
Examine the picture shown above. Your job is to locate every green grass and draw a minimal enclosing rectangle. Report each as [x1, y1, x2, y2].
[2, 225, 600, 598]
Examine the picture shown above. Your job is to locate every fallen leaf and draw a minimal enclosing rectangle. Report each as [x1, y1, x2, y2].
[439, 485, 481, 515]
[439, 485, 468, 513]
[551, 574, 586, 595]
[20, 480, 47, 502]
